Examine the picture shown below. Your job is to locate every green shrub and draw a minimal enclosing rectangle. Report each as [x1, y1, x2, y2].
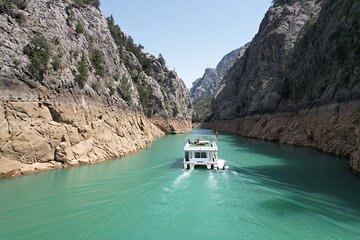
[13, 58, 21, 67]
[0, 0, 27, 13]
[119, 76, 132, 102]
[52, 54, 62, 71]
[157, 54, 166, 67]
[75, 22, 85, 34]
[73, 0, 99, 8]
[90, 49, 105, 77]
[0, 0, 11, 13]
[14, 11, 26, 24]
[65, 5, 75, 27]
[23, 35, 51, 80]
[107, 15, 124, 57]
[13, 0, 27, 9]
[138, 84, 153, 116]
[172, 105, 179, 117]
[192, 95, 214, 123]
[74, 55, 88, 88]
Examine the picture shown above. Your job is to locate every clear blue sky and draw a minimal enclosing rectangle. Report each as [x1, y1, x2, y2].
[100, 0, 272, 88]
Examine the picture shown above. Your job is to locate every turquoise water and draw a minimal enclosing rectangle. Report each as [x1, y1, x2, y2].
[1, 129, 360, 240]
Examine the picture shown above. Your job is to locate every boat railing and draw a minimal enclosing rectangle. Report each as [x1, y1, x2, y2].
[184, 135, 216, 144]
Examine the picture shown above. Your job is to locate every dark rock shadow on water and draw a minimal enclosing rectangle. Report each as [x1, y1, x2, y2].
[226, 134, 360, 216]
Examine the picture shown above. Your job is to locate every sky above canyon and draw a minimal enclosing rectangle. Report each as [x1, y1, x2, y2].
[100, 0, 272, 88]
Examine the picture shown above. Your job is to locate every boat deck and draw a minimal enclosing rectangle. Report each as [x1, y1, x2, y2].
[189, 142, 211, 147]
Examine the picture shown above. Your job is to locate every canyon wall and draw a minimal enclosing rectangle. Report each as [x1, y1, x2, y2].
[202, 101, 360, 173]
[0, 0, 192, 178]
[208, 0, 360, 172]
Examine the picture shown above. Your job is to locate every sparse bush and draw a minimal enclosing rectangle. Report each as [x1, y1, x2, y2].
[13, 0, 27, 10]
[74, 54, 88, 88]
[0, 0, 27, 14]
[0, 0, 11, 13]
[157, 53, 166, 67]
[90, 49, 105, 77]
[192, 95, 214, 123]
[52, 54, 62, 71]
[13, 58, 21, 67]
[172, 105, 179, 117]
[138, 84, 153, 116]
[75, 22, 85, 34]
[14, 11, 26, 24]
[107, 14, 124, 57]
[65, 5, 75, 27]
[23, 35, 51, 80]
[119, 76, 132, 102]
[73, 0, 99, 8]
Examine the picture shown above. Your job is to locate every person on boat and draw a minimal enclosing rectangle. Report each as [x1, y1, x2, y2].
[216, 129, 219, 139]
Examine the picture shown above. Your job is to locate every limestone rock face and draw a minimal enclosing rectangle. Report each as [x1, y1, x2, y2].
[214, 0, 360, 119]
[0, 99, 177, 178]
[190, 45, 249, 122]
[214, 0, 322, 119]
[190, 68, 220, 101]
[0, 0, 192, 178]
[190, 45, 249, 101]
[210, 0, 360, 173]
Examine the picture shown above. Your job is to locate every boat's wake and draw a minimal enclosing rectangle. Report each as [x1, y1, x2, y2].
[207, 172, 218, 190]
[172, 171, 192, 188]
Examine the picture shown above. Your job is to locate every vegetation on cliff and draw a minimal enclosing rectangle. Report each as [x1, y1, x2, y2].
[23, 35, 51, 81]
[206, 0, 360, 173]
[213, 0, 360, 119]
[0, 0, 192, 176]
[105, 14, 191, 118]
[192, 95, 214, 123]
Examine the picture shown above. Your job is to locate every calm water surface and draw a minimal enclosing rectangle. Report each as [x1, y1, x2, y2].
[1, 129, 360, 239]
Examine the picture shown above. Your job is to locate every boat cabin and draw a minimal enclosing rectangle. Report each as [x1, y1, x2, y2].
[183, 135, 219, 170]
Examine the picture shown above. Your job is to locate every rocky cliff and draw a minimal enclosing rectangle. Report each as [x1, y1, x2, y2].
[190, 45, 249, 122]
[0, 0, 192, 178]
[208, 0, 360, 173]
[190, 46, 249, 101]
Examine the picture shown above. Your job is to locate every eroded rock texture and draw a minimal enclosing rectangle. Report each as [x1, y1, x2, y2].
[0, 0, 192, 177]
[209, 0, 360, 173]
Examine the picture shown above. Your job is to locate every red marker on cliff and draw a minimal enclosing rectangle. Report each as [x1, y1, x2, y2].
[216, 129, 219, 139]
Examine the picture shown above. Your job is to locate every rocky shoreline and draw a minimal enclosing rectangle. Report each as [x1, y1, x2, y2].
[0, 100, 191, 179]
[0, 0, 193, 179]
[201, 101, 360, 174]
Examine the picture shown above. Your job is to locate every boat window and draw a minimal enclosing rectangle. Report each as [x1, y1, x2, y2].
[185, 152, 189, 161]
[201, 152, 207, 158]
[195, 152, 201, 158]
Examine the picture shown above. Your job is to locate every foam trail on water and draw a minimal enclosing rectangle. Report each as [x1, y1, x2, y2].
[207, 172, 218, 190]
[172, 171, 191, 188]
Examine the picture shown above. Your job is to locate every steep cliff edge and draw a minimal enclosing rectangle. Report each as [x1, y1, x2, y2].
[190, 45, 249, 122]
[0, 0, 192, 178]
[190, 47, 244, 101]
[209, 0, 360, 173]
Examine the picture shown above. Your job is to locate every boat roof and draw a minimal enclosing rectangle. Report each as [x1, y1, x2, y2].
[184, 135, 217, 151]
[184, 135, 216, 143]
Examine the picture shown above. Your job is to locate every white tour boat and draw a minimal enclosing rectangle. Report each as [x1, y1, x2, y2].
[183, 135, 228, 170]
